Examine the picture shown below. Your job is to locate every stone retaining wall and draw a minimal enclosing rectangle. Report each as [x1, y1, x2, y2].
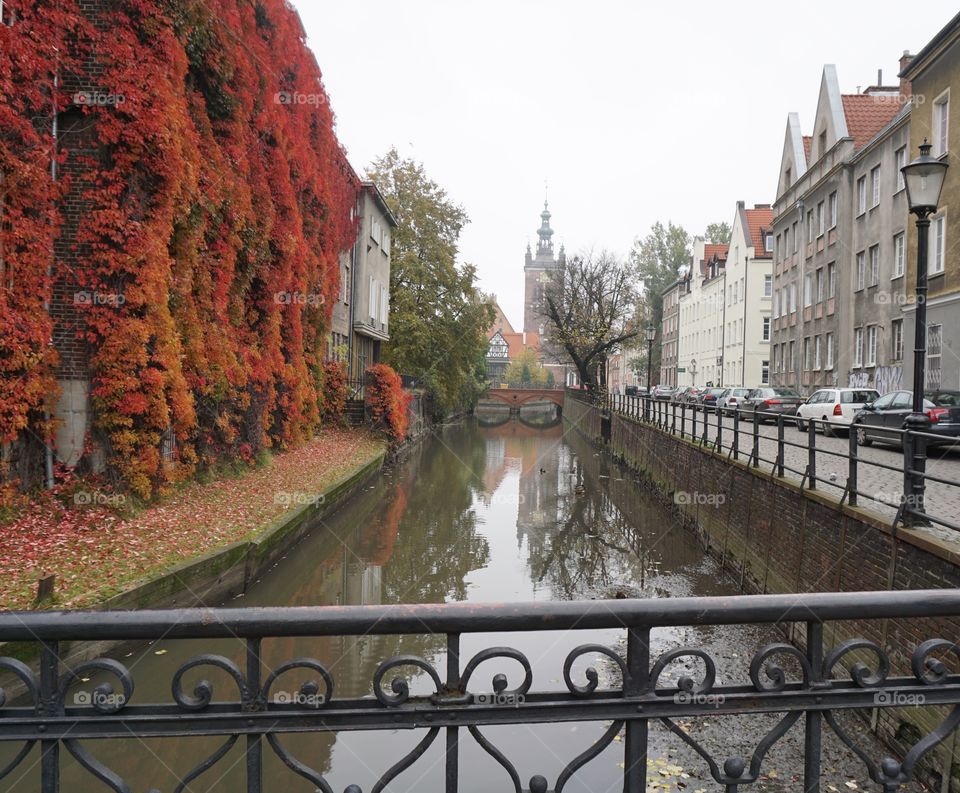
[564, 395, 960, 791]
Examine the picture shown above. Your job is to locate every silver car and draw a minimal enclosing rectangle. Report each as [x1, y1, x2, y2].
[716, 387, 752, 416]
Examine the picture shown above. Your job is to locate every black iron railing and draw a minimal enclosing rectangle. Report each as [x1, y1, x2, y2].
[602, 394, 960, 533]
[2, 592, 960, 792]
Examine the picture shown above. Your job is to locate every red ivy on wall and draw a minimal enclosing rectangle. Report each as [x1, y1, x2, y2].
[2, 0, 358, 498]
[366, 364, 411, 444]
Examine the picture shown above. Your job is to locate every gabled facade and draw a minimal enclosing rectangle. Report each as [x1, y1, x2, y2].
[770, 63, 910, 394]
[724, 202, 774, 386]
[676, 239, 729, 387]
[901, 13, 960, 391]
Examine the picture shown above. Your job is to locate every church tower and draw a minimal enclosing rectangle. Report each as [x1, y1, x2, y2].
[523, 201, 565, 334]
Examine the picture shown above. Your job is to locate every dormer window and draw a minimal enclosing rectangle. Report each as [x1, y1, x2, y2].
[764, 233, 773, 252]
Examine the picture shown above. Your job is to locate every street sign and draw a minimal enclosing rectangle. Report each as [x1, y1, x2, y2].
[677, 367, 686, 373]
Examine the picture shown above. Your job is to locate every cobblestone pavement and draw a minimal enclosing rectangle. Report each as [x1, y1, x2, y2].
[633, 403, 960, 542]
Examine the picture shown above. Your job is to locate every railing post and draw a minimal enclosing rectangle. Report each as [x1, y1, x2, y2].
[246, 638, 263, 793]
[776, 414, 785, 477]
[680, 402, 686, 439]
[624, 627, 650, 792]
[700, 406, 708, 445]
[752, 410, 760, 468]
[715, 406, 722, 451]
[807, 419, 817, 490]
[848, 426, 858, 507]
[40, 640, 59, 793]
[804, 621, 824, 793]
[902, 429, 928, 524]
[446, 633, 460, 793]
[671, 402, 677, 435]
[732, 409, 739, 461]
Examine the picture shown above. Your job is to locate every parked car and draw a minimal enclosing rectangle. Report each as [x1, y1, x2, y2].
[696, 387, 728, 411]
[853, 389, 960, 448]
[652, 384, 675, 401]
[671, 386, 693, 404]
[740, 387, 803, 422]
[681, 386, 703, 405]
[795, 388, 880, 436]
[716, 387, 752, 416]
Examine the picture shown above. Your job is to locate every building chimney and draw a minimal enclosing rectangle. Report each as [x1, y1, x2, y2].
[899, 50, 914, 98]
[737, 200, 745, 210]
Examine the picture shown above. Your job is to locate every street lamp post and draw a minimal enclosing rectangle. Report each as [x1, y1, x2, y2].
[900, 139, 948, 523]
[645, 322, 656, 419]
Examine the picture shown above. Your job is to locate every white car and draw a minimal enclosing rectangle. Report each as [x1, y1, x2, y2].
[795, 388, 881, 436]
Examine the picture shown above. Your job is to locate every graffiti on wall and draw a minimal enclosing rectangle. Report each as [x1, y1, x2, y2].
[847, 366, 902, 393]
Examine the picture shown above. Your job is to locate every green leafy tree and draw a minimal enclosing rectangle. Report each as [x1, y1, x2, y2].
[704, 221, 732, 244]
[629, 221, 690, 375]
[504, 347, 547, 388]
[367, 149, 494, 418]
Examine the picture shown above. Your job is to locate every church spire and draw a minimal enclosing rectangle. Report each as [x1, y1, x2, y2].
[537, 200, 554, 255]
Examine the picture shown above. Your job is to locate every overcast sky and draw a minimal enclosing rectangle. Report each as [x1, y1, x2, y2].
[296, 1, 958, 330]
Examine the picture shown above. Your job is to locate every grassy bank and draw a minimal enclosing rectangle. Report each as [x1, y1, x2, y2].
[0, 429, 386, 610]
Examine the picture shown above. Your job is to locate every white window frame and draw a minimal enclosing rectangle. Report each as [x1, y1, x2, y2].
[893, 232, 905, 278]
[764, 274, 772, 297]
[895, 146, 906, 192]
[934, 90, 950, 157]
[866, 325, 878, 366]
[857, 177, 866, 215]
[891, 319, 903, 362]
[855, 252, 865, 291]
[816, 268, 824, 303]
[803, 273, 812, 307]
[827, 262, 836, 298]
[869, 245, 880, 286]
[761, 360, 770, 385]
[817, 201, 825, 236]
[825, 333, 834, 370]
[928, 323, 943, 388]
[931, 214, 946, 275]
[854, 327, 864, 368]
[829, 191, 838, 229]
[871, 165, 881, 208]
[762, 316, 770, 341]
[814, 335, 821, 369]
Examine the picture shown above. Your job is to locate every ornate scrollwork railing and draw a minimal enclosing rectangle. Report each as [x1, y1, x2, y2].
[2, 590, 960, 792]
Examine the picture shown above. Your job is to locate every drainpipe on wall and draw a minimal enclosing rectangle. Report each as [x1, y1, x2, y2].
[741, 255, 748, 386]
[43, 63, 58, 490]
[347, 195, 359, 381]
[720, 270, 726, 386]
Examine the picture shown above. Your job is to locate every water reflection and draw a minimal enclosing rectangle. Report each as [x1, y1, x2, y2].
[3, 415, 729, 793]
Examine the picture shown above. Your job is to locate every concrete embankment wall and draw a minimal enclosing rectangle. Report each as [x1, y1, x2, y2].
[564, 395, 960, 790]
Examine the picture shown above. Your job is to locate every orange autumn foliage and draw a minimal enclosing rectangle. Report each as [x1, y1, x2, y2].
[2, 0, 358, 498]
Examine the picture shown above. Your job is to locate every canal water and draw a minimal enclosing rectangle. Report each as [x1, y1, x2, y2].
[1, 409, 920, 792]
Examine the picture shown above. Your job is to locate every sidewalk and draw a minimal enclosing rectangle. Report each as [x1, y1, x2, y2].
[0, 429, 386, 610]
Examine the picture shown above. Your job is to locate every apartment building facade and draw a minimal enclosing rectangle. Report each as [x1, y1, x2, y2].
[660, 279, 682, 387]
[771, 64, 910, 394]
[328, 180, 397, 379]
[723, 202, 774, 387]
[901, 13, 960, 391]
[676, 240, 729, 387]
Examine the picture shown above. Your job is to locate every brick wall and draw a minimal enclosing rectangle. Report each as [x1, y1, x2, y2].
[564, 395, 960, 791]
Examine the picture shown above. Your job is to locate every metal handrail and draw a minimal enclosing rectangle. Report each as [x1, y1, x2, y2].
[3, 592, 960, 792]
[604, 396, 960, 531]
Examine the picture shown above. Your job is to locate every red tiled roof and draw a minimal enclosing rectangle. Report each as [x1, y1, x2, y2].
[841, 94, 904, 150]
[746, 206, 774, 258]
[704, 243, 729, 261]
[802, 135, 812, 164]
